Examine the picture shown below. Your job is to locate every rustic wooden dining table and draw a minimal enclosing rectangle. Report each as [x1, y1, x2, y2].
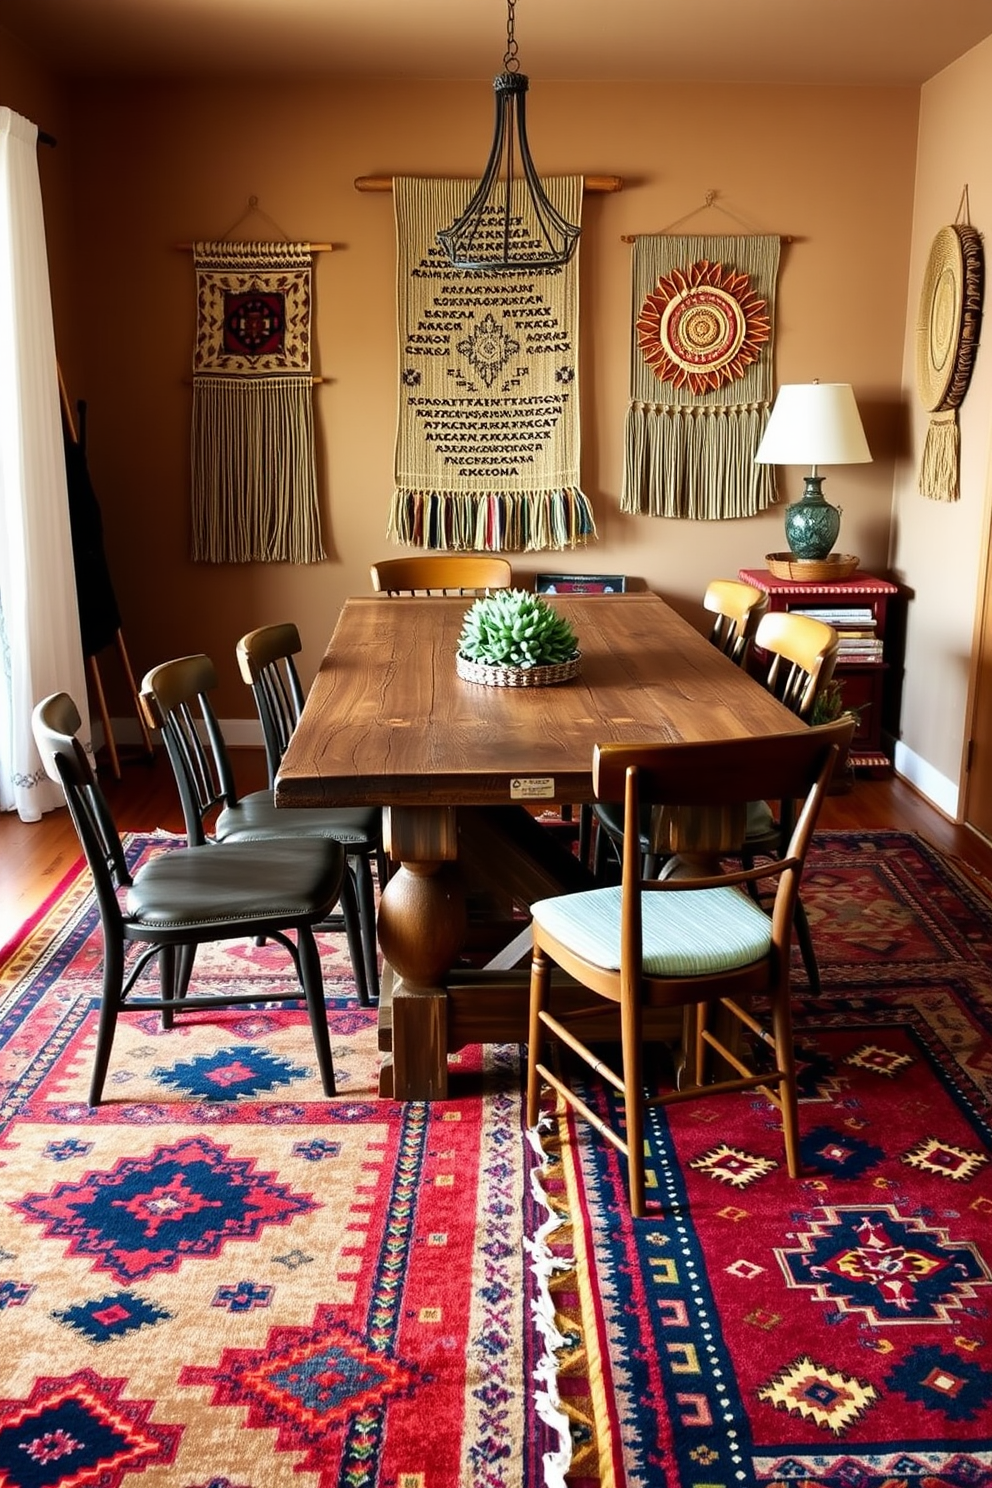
[275, 591, 804, 1099]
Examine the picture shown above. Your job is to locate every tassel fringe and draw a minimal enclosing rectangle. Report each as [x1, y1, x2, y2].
[919, 410, 960, 502]
[191, 376, 325, 563]
[621, 402, 777, 519]
[387, 488, 597, 553]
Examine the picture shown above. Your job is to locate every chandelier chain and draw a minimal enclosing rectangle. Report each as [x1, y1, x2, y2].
[503, 0, 520, 72]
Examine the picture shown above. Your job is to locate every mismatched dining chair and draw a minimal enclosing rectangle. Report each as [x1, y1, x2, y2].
[591, 578, 769, 881]
[236, 621, 386, 1001]
[370, 554, 513, 595]
[139, 653, 377, 1006]
[32, 692, 346, 1103]
[703, 578, 769, 665]
[526, 717, 855, 1217]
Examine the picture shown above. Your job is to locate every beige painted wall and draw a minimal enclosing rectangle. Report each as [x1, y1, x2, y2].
[46, 74, 917, 718]
[889, 34, 992, 813]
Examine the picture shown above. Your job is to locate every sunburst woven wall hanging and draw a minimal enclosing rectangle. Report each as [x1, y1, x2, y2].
[915, 210, 984, 503]
[622, 233, 780, 520]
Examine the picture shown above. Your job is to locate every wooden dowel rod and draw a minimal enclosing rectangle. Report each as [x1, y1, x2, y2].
[620, 231, 795, 244]
[354, 174, 623, 194]
[176, 242, 333, 252]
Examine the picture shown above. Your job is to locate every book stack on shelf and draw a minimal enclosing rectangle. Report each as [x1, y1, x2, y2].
[788, 604, 884, 663]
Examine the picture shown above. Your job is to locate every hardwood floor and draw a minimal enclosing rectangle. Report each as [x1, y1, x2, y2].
[4, 745, 992, 950]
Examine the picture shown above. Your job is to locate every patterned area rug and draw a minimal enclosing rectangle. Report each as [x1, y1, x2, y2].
[531, 831, 992, 1487]
[0, 836, 551, 1487]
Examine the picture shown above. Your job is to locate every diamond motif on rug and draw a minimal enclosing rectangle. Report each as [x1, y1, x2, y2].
[843, 1043, 914, 1077]
[14, 1134, 316, 1283]
[776, 1203, 992, 1322]
[54, 1290, 172, 1343]
[688, 1144, 777, 1187]
[152, 1044, 307, 1099]
[0, 1368, 180, 1487]
[887, 1344, 992, 1423]
[902, 1135, 990, 1182]
[757, 1354, 877, 1434]
[179, 1306, 421, 1471]
[799, 1125, 885, 1178]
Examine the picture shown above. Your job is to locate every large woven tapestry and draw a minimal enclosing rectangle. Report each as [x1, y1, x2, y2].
[191, 241, 325, 563]
[622, 233, 780, 520]
[391, 177, 594, 552]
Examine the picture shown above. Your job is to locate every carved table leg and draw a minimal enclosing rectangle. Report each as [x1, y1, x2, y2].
[375, 806, 467, 1099]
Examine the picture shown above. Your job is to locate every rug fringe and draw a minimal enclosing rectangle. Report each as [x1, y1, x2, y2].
[525, 1124, 574, 1488]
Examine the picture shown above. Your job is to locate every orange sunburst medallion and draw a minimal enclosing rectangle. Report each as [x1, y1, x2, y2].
[636, 259, 771, 395]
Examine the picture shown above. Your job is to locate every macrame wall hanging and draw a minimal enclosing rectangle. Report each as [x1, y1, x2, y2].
[621, 228, 780, 520]
[190, 227, 325, 563]
[915, 192, 984, 503]
[390, 175, 594, 552]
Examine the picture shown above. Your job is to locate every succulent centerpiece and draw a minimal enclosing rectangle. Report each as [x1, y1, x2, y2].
[456, 588, 580, 688]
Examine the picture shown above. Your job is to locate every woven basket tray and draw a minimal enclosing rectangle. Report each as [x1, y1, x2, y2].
[765, 552, 860, 582]
[455, 652, 581, 688]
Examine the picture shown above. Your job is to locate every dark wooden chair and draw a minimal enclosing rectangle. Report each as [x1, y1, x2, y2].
[32, 692, 346, 1104]
[370, 555, 512, 595]
[139, 653, 377, 1006]
[526, 717, 855, 1216]
[236, 621, 386, 1001]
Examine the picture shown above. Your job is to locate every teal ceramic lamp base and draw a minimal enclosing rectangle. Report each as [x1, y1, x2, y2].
[783, 475, 841, 561]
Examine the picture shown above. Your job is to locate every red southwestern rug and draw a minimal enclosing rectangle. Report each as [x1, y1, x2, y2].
[531, 831, 992, 1488]
[0, 835, 552, 1487]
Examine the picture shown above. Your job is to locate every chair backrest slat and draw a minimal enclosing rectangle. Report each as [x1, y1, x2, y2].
[140, 654, 240, 844]
[236, 623, 308, 788]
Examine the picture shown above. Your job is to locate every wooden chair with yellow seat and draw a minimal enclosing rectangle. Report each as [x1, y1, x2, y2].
[526, 716, 855, 1217]
[32, 692, 347, 1103]
[370, 555, 513, 596]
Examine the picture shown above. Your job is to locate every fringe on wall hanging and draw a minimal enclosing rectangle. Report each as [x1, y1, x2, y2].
[191, 240, 325, 563]
[391, 176, 595, 553]
[621, 233, 780, 520]
[915, 210, 984, 503]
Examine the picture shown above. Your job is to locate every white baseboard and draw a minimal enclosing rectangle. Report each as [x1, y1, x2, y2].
[99, 717, 264, 750]
[893, 739, 959, 819]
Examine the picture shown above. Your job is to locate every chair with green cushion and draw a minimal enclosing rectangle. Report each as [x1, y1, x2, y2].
[139, 653, 378, 1006]
[32, 692, 345, 1104]
[235, 621, 386, 1001]
[526, 717, 854, 1217]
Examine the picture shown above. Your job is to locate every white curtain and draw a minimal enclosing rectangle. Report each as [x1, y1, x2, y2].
[0, 106, 88, 821]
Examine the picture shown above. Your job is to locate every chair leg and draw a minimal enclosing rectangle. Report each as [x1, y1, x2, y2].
[619, 992, 646, 1218]
[297, 924, 336, 1096]
[339, 867, 370, 1007]
[353, 851, 380, 1003]
[89, 940, 125, 1106]
[793, 896, 821, 993]
[159, 943, 178, 1029]
[770, 988, 800, 1177]
[526, 946, 552, 1126]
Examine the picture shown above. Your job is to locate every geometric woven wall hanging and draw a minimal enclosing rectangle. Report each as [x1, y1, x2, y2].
[190, 240, 324, 563]
[622, 233, 780, 520]
[390, 176, 595, 552]
[915, 216, 984, 503]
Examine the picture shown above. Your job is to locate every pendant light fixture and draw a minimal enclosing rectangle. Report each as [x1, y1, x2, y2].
[437, 0, 581, 272]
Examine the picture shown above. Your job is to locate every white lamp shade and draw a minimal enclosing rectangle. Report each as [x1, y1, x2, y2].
[754, 383, 872, 466]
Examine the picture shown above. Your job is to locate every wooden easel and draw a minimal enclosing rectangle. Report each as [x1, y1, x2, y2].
[59, 368, 153, 779]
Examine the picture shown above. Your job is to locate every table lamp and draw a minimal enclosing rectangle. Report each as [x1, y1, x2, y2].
[754, 382, 872, 561]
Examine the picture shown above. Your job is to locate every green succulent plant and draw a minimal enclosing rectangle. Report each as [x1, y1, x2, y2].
[457, 588, 579, 668]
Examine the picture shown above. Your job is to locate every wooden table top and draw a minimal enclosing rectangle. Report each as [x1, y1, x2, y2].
[275, 592, 803, 811]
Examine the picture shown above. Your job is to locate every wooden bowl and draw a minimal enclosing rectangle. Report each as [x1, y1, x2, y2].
[765, 552, 860, 582]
